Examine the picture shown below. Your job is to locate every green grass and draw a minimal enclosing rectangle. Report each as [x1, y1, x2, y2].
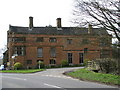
[66, 68, 120, 85]
[0, 69, 44, 73]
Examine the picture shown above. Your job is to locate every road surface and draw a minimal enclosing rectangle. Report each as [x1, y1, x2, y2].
[1, 67, 119, 89]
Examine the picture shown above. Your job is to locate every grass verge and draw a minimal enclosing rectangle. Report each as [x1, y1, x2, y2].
[65, 68, 120, 86]
[0, 69, 44, 73]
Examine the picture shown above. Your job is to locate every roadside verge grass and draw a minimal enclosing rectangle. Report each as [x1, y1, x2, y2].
[65, 68, 120, 86]
[0, 69, 44, 73]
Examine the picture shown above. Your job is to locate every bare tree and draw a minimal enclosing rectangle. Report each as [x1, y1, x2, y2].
[73, 0, 120, 41]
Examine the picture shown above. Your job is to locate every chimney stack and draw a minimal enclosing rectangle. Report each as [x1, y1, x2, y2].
[29, 16, 33, 29]
[56, 18, 62, 28]
[88, 24, 92, 34]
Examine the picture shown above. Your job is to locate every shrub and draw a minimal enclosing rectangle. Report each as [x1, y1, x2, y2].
[14, 62, 23, 70]
[61, 60, 69, 67]
[95, 58, 118, 75]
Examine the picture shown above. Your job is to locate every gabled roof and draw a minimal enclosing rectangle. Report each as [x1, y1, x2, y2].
[9, 25, 108, 35]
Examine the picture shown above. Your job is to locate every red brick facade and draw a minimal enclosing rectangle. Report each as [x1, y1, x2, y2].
[7, 17, 112, 69]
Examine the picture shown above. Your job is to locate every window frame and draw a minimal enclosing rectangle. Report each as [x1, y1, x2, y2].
[36, 37, 44, 42]
[37, 48, 43, 57]
[50, 47, 56, 57]
[13, 37, 26, 42]
[67, 53, 72, 64]
[84, 48, 88, 54]
[49, 38, 57, 43]
[14, 46, 26, 56]
[79, 53, 84, 64]
[67, 39, 72, 44]
[26, 60, 32, 64]
[50, 59, 56, 65]
[82, 39, 89, 44]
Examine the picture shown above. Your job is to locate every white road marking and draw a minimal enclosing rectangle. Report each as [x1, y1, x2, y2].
[44, 83, 61, 88]
[2, 76, 27, 81]
[41, 75, 73, 79]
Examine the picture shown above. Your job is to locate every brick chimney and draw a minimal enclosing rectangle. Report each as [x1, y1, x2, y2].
[88, 24, 92, 34]
[56, 18, 62, 28]
[29, 16, 33, 29]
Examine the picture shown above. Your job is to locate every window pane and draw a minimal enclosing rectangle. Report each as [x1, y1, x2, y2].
[27, 60, 32, 64]
[67, 39, 72, 44]
[84, 48, 88, 54]
[38, 48, 43, 57]
[50, 59, 56, 64]
[36, 37, 44, 42]
[8, 38, 12, 42]
[14, 46, 25, 56]
[68, 53, 72, 64]
[13, 37, 26, 42]
[82, 39, 89, 44]
[79, 53, 84, 63]
[49, 38, 57, 42]
[50, 48, 56, 57]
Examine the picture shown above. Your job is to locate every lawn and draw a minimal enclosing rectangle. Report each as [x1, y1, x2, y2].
[0, 69, 44, 73]
[66, 68, 120, 86]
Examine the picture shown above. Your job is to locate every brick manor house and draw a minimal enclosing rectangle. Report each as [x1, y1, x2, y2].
[5, 17, 112, 69]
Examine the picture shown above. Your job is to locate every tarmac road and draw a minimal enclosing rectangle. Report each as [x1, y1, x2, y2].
[1, 67, 119, 89]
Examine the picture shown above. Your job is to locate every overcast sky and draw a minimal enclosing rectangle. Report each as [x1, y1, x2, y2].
[0, 0, 74, 58]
